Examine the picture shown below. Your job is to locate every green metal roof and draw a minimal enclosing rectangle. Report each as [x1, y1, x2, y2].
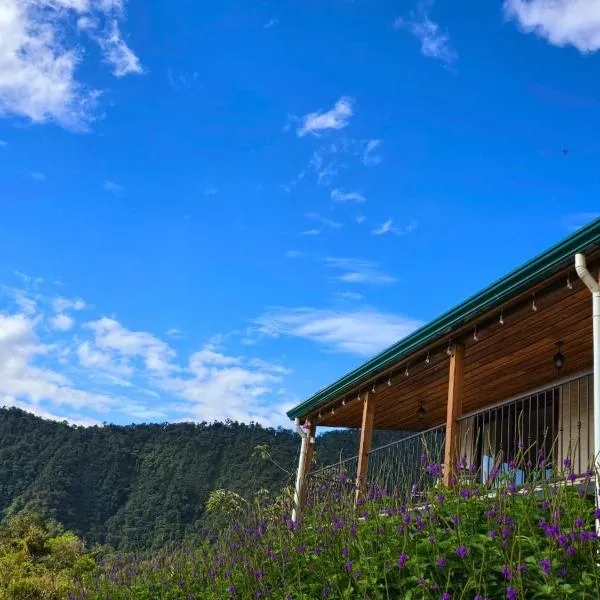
[287, 217, 600, 421]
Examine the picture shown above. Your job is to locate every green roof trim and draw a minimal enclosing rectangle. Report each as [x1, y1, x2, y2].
[287, 217, 600, 421]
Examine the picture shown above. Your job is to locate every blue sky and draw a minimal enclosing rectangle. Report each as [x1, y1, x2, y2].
[0, 0, 599, 427]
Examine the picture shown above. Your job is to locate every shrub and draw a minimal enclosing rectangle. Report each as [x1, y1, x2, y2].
[73, 459, 600, 599]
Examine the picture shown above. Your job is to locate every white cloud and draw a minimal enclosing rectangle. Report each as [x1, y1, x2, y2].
[0, 312, 122, 418]
[336, 291, 364, 301]
[0, 140, 7, 147]
[167, 68, 199, 91]
[331, 189, 366, 203]
[104, 180, 124, 195]
[356, 215, 367, 224]
[85, 317, 176, 375]
[14, 271, 43, 286]
[395, 1, 457, 66]
[52, 296, 86, 312]
[264, 18, 278, 29]
[504, 0, 600, 53]
[254, 307, 422, 356]
[299, 229, 321, 237]
[204, 186, 218, 197]
[297, 96, 355, 137]
[324, 257, 397, 285]
[372, 219, 418, 236]
[0, 0, 141, 129]
[362, 139, 383, 166]
[96, 19, 143, 77]
[166, 327, 182, 339]
[49, 313, 75, 331]
[285, 250, 304, 258]
[305, 212, 343, 229]
[28, 171, 46, 181]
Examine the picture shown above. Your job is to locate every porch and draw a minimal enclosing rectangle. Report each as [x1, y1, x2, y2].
[288, 218, 600, 512]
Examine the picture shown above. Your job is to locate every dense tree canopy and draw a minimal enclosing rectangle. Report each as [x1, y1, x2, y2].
[0, 408, 403, 550]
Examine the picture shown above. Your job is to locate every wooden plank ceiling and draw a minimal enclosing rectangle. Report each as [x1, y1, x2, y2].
[313, 257, 597, 431]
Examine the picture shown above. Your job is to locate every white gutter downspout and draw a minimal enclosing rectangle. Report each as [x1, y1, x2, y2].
[291, 418, 309, 522]
[575, 253, 600, 535]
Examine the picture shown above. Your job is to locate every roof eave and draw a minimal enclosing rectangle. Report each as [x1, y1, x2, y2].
[287, 218, 600, 421]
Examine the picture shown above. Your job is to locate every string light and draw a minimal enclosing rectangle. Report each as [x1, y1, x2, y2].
[371, 383, 376, 393]
[446, 342, 452, 356]
[566, 274, 573, 290]
[341, 398, 346, 406]
[473, 326, 479, 342]
[532, 295, 538, 312]
[318, 412, 322, 419]
[499, 310, 504, 326]
[387, 375, 392, 387]
[405, 364, 410, 377]
[331, 407, 335, 415]
[425, 352, 430, 365]
[356, 391, 361, 402]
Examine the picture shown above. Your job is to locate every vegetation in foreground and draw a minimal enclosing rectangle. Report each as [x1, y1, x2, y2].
[61, 455, 599, 599]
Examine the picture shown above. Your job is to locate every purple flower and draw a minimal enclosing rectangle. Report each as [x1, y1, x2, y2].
[567, 545, 576, 556]
[437, 493, 446, 504]
[428, 535, 436, 544]
[451, 515, 460, 526]
[575, 517, 583, 528]
[540, 559, 551, 576]
[397, 553, 409, 568]
[563, 458, 572, 469]
[344, 560, 353, 573]
[541, 500, 550, 509]
[508, 459, 516, 470]
[437, 556, 447, 568]
[460, 488, 472, 499]
[314, 547, 322, 556]
[227, 585, 236, 595]
[342, 547, 349, 558]
[501, 565, 513, 580]
[557, 534, 568, 547]
[506, 587, 518, 600]
[517, 564, 527, 575]
[456, 545, 468, 558]
[594, 508, 600, 520]
[442, 593, 451, 600]
[353, 571, 361, 580]
[322, 588, 330, 598]
[559, 567, 568, 578]
[489, 530, 496, 540]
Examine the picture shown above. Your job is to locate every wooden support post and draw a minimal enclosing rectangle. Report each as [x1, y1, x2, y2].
[444, 342, 465, 486]
[355, 391, 374, 504]
[299, 423, 317, 509]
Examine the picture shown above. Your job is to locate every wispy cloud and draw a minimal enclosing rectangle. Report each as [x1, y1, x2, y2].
[49, 313, 75, 332]
[285, 250, 305, 258]
[104, 180, 125, 195]
[362, 139, 383, 166]
[395, 1, 457, 66]
[299, 229, 321, 237]
[324, 257, 397, 285]
[52, 296, 86, 313]
[356, 215, 367, 224]
[0, 140, 7, 147]
[0, 0, 142, 129]
[264, 18, 278, 29]
[167, 68, 200, 91]
[254, 307, 422, 356]
[204, 186, 218, 197]
[166, 328, 183, 339]
[336, 291, 364, 301]
[331, 189, 366, 203]
[28, 171, 46, 181]
[306, 212, 343, 230]
[297, 96, 355, 137]
[504, 0, 600, 53]
[372, 219, 418, 236]
[562, 212, 600, 231]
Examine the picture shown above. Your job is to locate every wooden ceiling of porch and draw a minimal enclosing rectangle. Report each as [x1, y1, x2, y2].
[314, 256, 597, 432]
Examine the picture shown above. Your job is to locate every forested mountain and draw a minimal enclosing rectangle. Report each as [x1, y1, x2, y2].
[0, 408, 402, 550]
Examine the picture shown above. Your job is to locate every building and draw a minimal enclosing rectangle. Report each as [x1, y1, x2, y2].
[288, 217, 600, 515]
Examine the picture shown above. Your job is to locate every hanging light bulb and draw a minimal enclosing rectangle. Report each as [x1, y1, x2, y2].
[473, 326, 479, 342]
[341, 398, 346, 406]
[356, 391, 361, 402]
[446, 342, 452, 356]
[499, 310, 504, 326]
[532, 295, 538, 312]
[318, 411, 322, 419]
[371, 383, 376, 393]
[405, 364, 410, 377]
[387, 374, 392, 387]
[566, 273, 573, 290]
[425, 352, 430, 365]
[331, 406, 335, 415]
